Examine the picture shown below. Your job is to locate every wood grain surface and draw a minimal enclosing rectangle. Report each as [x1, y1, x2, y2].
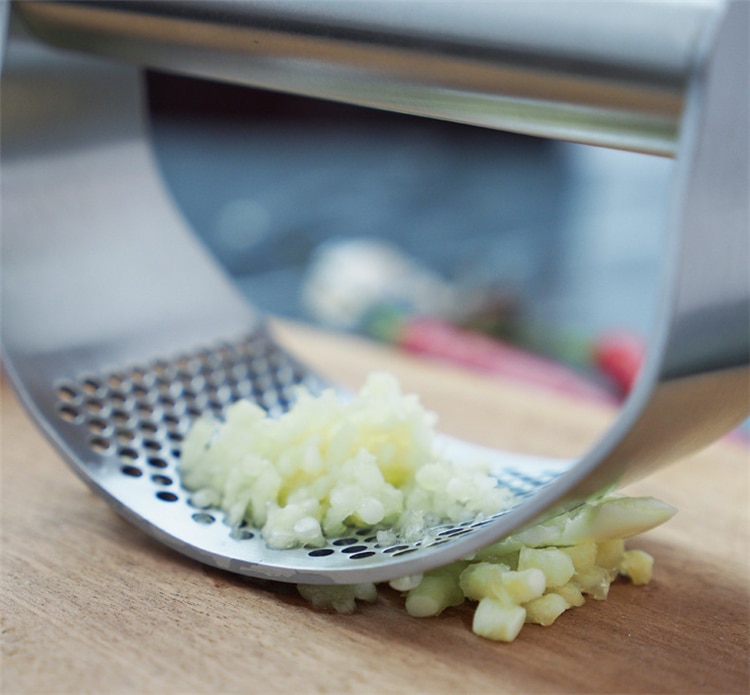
[2, 320, 748, 694]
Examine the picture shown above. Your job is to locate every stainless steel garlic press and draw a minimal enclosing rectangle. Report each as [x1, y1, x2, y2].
[2, 1, 748, 585]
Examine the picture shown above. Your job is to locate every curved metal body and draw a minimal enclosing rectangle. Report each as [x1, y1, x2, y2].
[2, 0, 748, 584]
[15, 0, 722, 155]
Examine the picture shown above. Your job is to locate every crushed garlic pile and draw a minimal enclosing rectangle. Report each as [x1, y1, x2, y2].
[180, 372, 674, 642]
[180, 372, 512, 549]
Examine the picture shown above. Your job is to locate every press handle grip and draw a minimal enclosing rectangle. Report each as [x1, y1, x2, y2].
[14, 0, 726, 155]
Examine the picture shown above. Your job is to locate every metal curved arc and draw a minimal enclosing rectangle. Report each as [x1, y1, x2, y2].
[558, 0, 749, 504]
[2, 0, 747, 583]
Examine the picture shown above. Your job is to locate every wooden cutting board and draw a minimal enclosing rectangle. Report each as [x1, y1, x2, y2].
[2, 321, 748, 694]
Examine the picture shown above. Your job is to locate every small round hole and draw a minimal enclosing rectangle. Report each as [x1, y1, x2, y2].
[349, 551, 376, 560]
[136, 403, 156, 417]
[131, 368, 156, 388]
[81, 377, 104, 396]
[87, 417, 110, 435]
[341, 545, 368, 554]
[121, 465, 142, 477]
[392, 547, 419, 557]
[156, 491, 178, 502]
[143, 439, 161, 451]
[84, 399, 107, 415]
[109, 390, 129, 407]
[191, 512, 216, 525]
[382, 545, 409, 554]
[159, 395, 177, 409]
[89, 436, 111, 454]
[151, 474, 172, 486]
[147, 457, 168, 468]
[107, 374, 127, 390]
[115, 429, 136, 444]
[112, 410, 136, 427]
[131, 383, 150, 398]
[58, 404, 83, 423]
[118, 446, 138, 461]
[332, 538, 359, 546]
[139, 422, 159, 436]
[177, 357, 202, 376]
[470, 519, 494, 528]
[230, 527, 255, 540]
[157, 376, 181, 394]
[56, 384, 79, 403]
[151, 361, 171, 377]
[308, 548, 334, 557]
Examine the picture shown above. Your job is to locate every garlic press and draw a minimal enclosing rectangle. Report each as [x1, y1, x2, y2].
[2, 1, 747, 585]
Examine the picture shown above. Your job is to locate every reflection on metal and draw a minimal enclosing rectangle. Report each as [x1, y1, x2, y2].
[14, 0, 723, 155]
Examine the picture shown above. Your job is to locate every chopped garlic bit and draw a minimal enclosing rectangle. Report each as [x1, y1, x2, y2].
[179, 372, 513, 548]
[298, 583, 378, 614]
[619, 549, 654, 585]
[524, 593, 569, 626]
[472, 600, 526, 642]
[388, 574, 423, 592]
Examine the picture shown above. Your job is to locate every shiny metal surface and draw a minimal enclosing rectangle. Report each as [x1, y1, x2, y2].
[15, 0, 723, 155]
[2, 1, 748, 585]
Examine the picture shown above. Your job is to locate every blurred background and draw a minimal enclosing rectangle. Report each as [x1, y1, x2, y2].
[147, 70, 673, 404]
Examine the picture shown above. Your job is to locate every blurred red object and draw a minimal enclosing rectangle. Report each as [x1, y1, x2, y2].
[593, 332, 645, 397]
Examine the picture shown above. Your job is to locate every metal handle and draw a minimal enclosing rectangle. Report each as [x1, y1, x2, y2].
[15, 0, 725, 155]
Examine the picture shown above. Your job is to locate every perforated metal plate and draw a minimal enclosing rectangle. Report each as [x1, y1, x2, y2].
[49, 332, 567, 583]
